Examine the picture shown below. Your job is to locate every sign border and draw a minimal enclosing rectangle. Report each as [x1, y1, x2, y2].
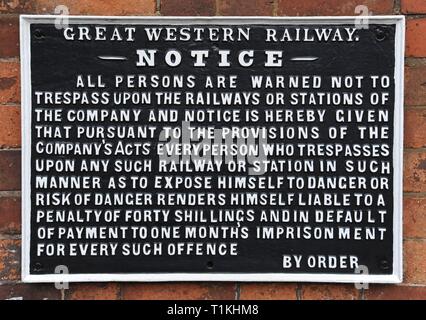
[20, 15, 405, 283]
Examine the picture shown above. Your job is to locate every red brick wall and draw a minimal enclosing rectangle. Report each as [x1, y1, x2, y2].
[0, 0, 425, 300]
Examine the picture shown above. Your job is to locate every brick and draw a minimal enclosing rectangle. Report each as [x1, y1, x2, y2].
[161, 0, 216, 16]
[65, 283, 120, 300]
[121, 283, 235, 300]
[404, 151, 426, 193]
[365, 284, 426, 299]
[0, 283, 62, 300]
[405, 108, 426, 148]
[0, 61, 20, 105]
[31, 0, 156, 15]
[404, 196, 426, 239]
[0, 106, 21, 148]
[0, 239, 20, 281]
[277, 0, 393, 16]
[406, 18, 426, 58]
[0, 192, 20, 234]
[404, 240, 426, 285]
[401, 0, 426, 14]
[0, 0, 32, 13]
[0, 150, 20, 191]
[239, 283, 297, 300]
[218, 0, 273, 16]
[0, 17, 19, 58]
[301, 284, 359, 300]
[405, 62, 426, 106]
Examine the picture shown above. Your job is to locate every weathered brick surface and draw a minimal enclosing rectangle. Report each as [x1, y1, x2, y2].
[0, 193, 20, 234]
[277, 0, 394, 16]
[405, 62, 426, 106]
[404, 240, 426, 285]
[406, 18, 426, 58]
[65, 283, 120, 300]
[404, 196, 426, 239]
[239, 283, 297, 300]
[0, 239, 20, 281]
[0, 0, 32, 13]
[0, 150, 20, 191]
[405, 108, 426, 148]
[218, 0, 273, 16]
[0, 61, 20, 105]
[0, 0, 159, 15]
[3, 0, 157, 15]
[365, 284, 426, 299]
[301, 284, 359, 300]
[0, 283, 62, 300]
[0, 17, 19, 58]
[0, 106, 21, 148]
[404, 151, 426, 193]
[121, 283, 235, 300]
[161, 0, 216, 16]
[401, 0, 426, 14]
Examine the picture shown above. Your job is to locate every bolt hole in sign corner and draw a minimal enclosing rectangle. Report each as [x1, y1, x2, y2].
[20, 15, 405, 283]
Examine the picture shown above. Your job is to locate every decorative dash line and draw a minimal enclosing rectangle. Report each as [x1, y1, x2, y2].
[290, 57, 319, 62]
[98, 56, 128, 61]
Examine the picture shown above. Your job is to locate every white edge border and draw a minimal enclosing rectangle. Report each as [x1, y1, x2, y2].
[20, 15, 405, 284]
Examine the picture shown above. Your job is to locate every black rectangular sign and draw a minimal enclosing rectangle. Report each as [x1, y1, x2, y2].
[21, 16, 405, 283]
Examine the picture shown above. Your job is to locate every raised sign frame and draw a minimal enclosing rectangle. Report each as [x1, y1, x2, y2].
[20, 15, 405, 283]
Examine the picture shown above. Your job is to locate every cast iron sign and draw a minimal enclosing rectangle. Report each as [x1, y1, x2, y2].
[20, 16, 405, 283]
